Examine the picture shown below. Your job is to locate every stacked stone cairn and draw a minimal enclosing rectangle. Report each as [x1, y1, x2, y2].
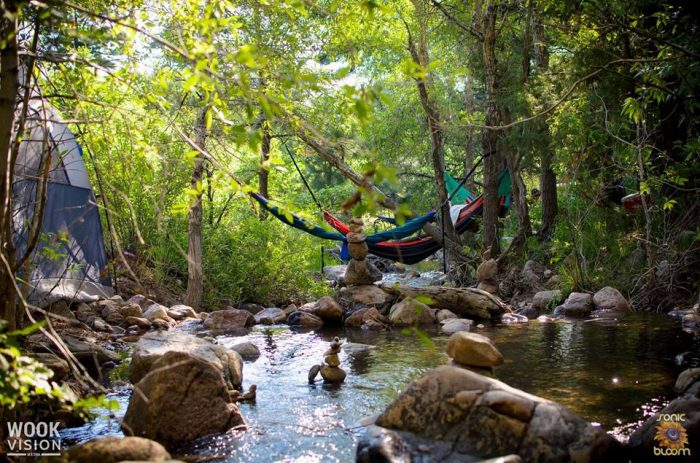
[308, 337, 347, 384]
[343, 218, 382, 285]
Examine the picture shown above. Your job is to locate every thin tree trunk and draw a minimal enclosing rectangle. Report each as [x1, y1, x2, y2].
[533, 5, 548, 70]
[0, 1, 20, 329]
[522, 0, 532, 85]
[184, 107, 208, 309]
[539, 148, 557, 237]
[481, 0, 502, 257]
[408, 2, 465, 278]
[464, 73, 475, 190]
[258, 119, 271, 212]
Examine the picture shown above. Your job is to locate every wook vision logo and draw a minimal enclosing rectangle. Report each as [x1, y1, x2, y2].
[654, 413, 691, 457]
[5, 422, 62, 457]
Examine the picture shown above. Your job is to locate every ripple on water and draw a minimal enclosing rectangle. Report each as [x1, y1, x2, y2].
[61, 313, 697, 460]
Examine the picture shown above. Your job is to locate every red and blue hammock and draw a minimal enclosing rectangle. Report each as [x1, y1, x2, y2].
[250, 170, 511, 264]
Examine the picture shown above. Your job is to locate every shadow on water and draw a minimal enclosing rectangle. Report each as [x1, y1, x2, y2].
[60, 313, 697, 462]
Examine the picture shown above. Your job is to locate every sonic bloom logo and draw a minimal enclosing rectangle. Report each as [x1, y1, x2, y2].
[654, 413, 691, 457]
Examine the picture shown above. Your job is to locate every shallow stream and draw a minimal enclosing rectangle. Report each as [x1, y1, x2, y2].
[61, 313, 697, 462]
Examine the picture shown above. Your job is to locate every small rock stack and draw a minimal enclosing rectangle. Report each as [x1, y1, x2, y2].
[343, 218, 382, 285]
[308, 337, 347, 384]
[445, 331, 504, 376]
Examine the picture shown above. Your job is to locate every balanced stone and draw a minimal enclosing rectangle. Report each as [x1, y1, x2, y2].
[320, 365, 347, 383]
[325, 354, 340, 367]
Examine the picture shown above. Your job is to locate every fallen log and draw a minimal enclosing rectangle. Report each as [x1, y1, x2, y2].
[378, 284, 512, 320]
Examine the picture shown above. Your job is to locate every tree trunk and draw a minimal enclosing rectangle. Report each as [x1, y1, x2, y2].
[0, 2, 19, 329]
[522, 0, 533, 85]
[539, 149, 557, 237]
[406, 4, 462, 277]
[464, 73, 475, 191]
[184, 107, 208, 309]
[501, 152, 531, 261]
[481, 0, 503, 257]
[533, 6, 549, 70]
[258, 119, 271, 209]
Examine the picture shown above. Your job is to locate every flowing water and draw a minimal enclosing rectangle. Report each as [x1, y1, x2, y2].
[60, 313, 697, 462]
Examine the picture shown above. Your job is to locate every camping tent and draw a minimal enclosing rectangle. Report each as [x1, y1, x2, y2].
[12, 97, 113, 306]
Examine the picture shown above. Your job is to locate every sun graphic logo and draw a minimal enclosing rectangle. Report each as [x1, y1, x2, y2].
[654, 413, 691, 457]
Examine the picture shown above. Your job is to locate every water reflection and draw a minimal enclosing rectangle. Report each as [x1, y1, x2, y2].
[60, 313, 696, 460]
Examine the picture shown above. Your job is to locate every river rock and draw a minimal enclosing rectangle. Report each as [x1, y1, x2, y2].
[240, 302, 265, 314]
[341, 285, 394, 306]
[323, 264, 347, 283]
[344, 258, 382, 286]
[675, 368, 700, 395]
[627, 395, 700, 460]
[476, 259, 499, 294]
[522, 260, 544, 284]
[203, 308, 254, 331]
[345, 307, 383, 328]
[301, 296, 343, 324]
[120, 303, 143, 318]
[125, 316, 151, 330]
[75, 303, 96, 324]
[441, 318, 473, 335]
[436, 309, 458, 322]
[531, 290, 562, 312]
[287, 311, 324, 328]
[446, 332, 503, 368]
[231, 342, 260, 361]
[360, 366, 624, 462]
[47, 299, 76, 320]
[61, 335, 120, 365]
[122, 351, 244, 449]
[320, 365, 346, 383]
[167, 304, 198, 320]
[63, 436, 172, 463]
[100, 301, 125, 325]
[143, 303, 175, 324]
[325, 353, 341, 367]
[389, 297, 435, 326]
[592, 287, 629, 312]
[254, 307, 287, 325]
[555, 292, 593, 317]
[129, 331, 242, 390]
[32, 353, 70, 381]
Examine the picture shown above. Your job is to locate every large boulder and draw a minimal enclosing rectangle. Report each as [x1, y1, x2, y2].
[446, 332, 503, 368]
[675, 368, 700, 395]
[555, 292, 593, 318]
[300, 297, 343, 324]
[254, 307, 287, 325]
[628, 395, 699, 461]
[63, 436, 171, 463]
[592, 287, 629, 312]
[476, 259, 499, 294]
[203, 308, 254, 332]
[341, 285, 394, 306]
[61, 335, 120, 365]
[436, 309, 458, 322]
[532, 290, 562, 312]
[46, 300, 76, 320]
[388, 297, 435, 326]
[122, 351, 244, 449]
[359, 366, 624, 462]
[129, 331, 242, 390]
[287, 311, 324, 328]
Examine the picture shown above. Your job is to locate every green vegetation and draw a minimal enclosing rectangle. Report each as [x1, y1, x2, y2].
[0, 0, 697, 320]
